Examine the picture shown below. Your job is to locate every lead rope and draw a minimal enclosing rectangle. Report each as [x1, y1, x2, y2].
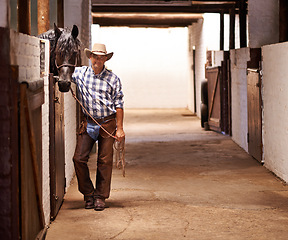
[69, 87, 126, 177]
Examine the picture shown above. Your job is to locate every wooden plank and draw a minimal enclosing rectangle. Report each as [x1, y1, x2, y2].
[93, 13, 201, 27]
[208, 69, 220, 119]
[18, 0, 31, 34]
[229, 7, 235, 49]
[21, 84, 45, 229]
[279, 0, 288, 42]
[239, 0, 247, 48]
[37, 0, 50, 35]
[220, 11, 224, 50]
[57, 0, 64, 28]
[92, 4, 237, 14]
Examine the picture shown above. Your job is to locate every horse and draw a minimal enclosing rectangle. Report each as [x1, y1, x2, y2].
[38, 24, 81, 92]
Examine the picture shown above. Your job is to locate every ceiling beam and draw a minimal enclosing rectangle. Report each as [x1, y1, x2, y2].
[92, 13, 203, 27]
[91, 4, 237, 14]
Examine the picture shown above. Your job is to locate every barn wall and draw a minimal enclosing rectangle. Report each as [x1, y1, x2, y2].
[248, 0, 279, 48]
[262, 42, 288, 183]
[230, 48, 250, 152]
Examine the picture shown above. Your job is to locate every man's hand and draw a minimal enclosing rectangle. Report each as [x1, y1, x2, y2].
[115, 108, 125, 142]
[115, 128, 125, 142]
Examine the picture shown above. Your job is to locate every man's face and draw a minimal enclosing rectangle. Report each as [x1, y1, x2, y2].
[90, 54, 107, 69]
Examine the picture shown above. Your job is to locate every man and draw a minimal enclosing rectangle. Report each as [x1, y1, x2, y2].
[72, 43, 125, 211]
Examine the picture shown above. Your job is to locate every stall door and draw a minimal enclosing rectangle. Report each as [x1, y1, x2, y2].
[247, 48, 262, 162]
[206, 66, 221, 132]
[247, 69, 262, 162]
[49, 74, 66, 219]
[20, 82, 45, 240]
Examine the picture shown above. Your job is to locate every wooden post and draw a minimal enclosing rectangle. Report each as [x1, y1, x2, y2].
[229, 7, 235, 49]
[239, 0, 247, 48]
[18, 0, 31, 34]
[38, 0, 50, 35]
[279, 0, 288, 42]
[57, 0, 64, 28]
[220, 11, 224, 50]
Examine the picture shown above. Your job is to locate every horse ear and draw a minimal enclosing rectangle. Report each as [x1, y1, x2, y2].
[72, 25, 79, 39]
[54, 23, 62, 38]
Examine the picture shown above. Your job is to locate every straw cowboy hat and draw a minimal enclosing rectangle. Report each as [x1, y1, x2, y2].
[84, 43, 113, 61]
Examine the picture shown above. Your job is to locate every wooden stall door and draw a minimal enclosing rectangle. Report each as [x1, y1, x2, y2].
[206, 67, 221, 132]
[49, 74, 66, 220]
[247, 48, 262, 162]
[20, 82, 45, 240]
[247, 70, 262, 162]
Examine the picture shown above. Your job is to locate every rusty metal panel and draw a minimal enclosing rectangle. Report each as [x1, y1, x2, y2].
[247, 70, 262, 162]
[206, 67, 221, 132]
[49, 75, 66, 220]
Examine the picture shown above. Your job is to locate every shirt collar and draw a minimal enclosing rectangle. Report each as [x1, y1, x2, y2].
[90, 66, 106, 77]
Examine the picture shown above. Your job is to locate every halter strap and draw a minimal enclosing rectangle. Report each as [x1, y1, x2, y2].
[55, 57, 77, 70]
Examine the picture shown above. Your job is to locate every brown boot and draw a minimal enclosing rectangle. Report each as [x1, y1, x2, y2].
[84, 196, 94, 209]
[94, 198, 105, 211]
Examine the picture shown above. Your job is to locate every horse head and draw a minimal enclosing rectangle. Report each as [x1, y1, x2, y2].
[54, 24, 81, 92]
[38, 24, 81, 92]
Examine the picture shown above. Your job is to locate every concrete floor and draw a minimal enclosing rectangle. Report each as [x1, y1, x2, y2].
[45, 109, 288, 240]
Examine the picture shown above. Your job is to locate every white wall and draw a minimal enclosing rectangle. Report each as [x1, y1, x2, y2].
[41, 39, 51, 225]
[248, 0, 279, 48]
[230, 48, 250, 152]
[262, 42, 288, 183]
[91, 26, 190, 109]
[188, 19, 206, 116]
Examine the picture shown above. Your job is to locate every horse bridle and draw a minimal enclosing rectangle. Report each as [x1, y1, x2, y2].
[55, 57, 77, 70]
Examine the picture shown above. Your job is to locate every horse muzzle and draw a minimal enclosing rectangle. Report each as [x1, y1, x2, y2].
[58, 80, 71, 92]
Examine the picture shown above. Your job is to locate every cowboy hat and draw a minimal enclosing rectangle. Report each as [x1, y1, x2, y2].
[84, 43, 113, 61]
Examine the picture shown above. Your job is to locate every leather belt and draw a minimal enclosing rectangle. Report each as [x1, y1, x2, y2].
[86, 113, 116, 124]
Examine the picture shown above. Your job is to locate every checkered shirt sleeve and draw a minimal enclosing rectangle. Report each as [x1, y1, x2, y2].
[72, 66, 124, 118]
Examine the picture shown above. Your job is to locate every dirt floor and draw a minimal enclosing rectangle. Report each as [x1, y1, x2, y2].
[45, 109, 288, 240]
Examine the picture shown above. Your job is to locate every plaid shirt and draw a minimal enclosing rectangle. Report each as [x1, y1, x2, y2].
[72, 66, 124, 118]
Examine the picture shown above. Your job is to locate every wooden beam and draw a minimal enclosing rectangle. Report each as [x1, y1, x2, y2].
[239, 0, 247, 48]
[229, 7, 235, 49]
[220, 11, 224, 50]
[92, 4, 237, 14]
[92, 13, 202, 27]
[38, 0, 50, 35]
[279, 0, 288, 42]
[18, 0, 31, 34]
[57, 0, 64, 28]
